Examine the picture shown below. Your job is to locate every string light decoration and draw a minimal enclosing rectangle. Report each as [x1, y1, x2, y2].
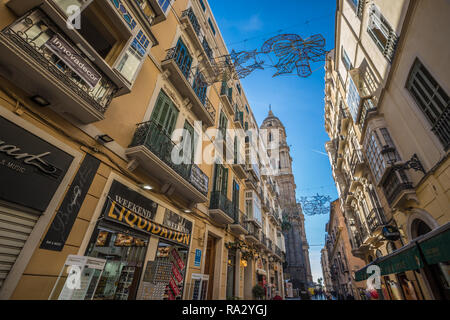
[209, 33, 327, 82]
[298, 194, 332, 216]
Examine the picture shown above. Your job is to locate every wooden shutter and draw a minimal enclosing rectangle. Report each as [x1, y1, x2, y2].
[150, 91, 179, 135]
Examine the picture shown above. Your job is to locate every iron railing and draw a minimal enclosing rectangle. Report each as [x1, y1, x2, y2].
[209, 191, 234, 219]
[164, 47, 216, 121]
[366, 207, 386, 233]
[2, 10, 117, 114]
[382, 169, 414, 205]
[182, 8, 215, 63]
[221, 82, 233, 105]
[233, 209, 249, 231]
[129, 120, 209, 195]
[246, 222, 260, 239]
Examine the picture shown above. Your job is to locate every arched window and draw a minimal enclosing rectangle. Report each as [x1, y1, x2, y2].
[386, 241, 397, 254]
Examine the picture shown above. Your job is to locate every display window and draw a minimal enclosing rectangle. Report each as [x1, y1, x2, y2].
[85, 221, 149, 300]
[139, 239, 189, 300]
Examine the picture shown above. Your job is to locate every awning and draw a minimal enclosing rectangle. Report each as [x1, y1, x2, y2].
[354, 222, 450, 282]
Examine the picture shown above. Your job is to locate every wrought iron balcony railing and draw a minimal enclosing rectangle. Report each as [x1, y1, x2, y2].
[129, 120, 209, 195]
[382, 169, 414, 205]
[350, 149, 365, 174]
[2, 10, 117, 115]
[182, 8, 215, 63]
[234, 111, 244, 127]
[164, 47, 216, 121]
[366, 207, 386, 233]
[221, 82, 233, 105]
[209, 191, 234, 219]
[181, 8, 201, 37]
[245, 221, 260, 239]
[233, 209, 249, 230]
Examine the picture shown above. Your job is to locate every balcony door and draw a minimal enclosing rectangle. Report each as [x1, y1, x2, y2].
[232, 180, 239, 221]
[213, 164, 228, 196]
[174, 38, 192, 78]
[150, 91, 179, 135]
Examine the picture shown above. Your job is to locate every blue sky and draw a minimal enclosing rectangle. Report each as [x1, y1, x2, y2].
[209, 0, 338, 282]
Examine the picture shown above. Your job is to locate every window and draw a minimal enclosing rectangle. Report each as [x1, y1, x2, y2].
[116, 38, 146, 82]
[158, 0, 171, 13]
[406, 59, 450, 149]
[134, 0, 156, 22]
[150, 90, 179, 135]
[341, 47, 352, 71]
[237, 84, 241, 95]
[347, 77, 361, 122]
[208, 18, 216, 35]
[365, 130, 386, 182]
[199, 0, 206, 11]
[367, 4, 398, 61]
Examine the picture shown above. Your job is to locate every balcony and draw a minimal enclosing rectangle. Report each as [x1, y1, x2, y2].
[358, 98, 377, 132]
[234, 110, 244, 129]
[126, 120, 209, 204]
[245, 222, 260, 244]
[208, 191, 235, 225]
[180, 8, 216, 75]
[230, 209, 249, 236]
[259, 233, 268, 249]
[245, 175, 258, 192]
[232, 155, 248, 180]
[0, 9, 118, 124]
[366, 207, 386, 234]
[262, 199, 270, 212]
[382, 169, 416, 208]
[161, 48, 216, 127]
[267, 238, 274, 254]
[220, 82, 234, 115]
[350, 149, 365, 176]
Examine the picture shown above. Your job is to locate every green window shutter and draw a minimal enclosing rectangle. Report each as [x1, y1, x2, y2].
[222, 167, 228, 195]
[183, 121, 195, 162]
[150, 91, 179, 135]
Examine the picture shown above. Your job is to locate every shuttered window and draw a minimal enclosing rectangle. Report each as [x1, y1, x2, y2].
[406, 59, 450, 150]
[0, 206, 39, 290]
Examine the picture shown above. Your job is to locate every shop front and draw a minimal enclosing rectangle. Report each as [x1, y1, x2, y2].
[0, 113, 76, 298]
[84, 180, 192, 300]
[355, 222, 450, 300]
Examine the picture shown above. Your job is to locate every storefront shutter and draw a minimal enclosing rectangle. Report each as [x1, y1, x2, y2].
[0, 206, 39, 289]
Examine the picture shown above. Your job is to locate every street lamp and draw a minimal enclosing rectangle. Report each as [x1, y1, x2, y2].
[381, 145, 426, 174]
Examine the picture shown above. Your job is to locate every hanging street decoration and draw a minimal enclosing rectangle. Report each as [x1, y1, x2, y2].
[298, 194, 333, 216]
[206, 33, 327, 83]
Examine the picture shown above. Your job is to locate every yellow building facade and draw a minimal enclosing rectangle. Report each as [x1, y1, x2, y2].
[325, 0, 449, 300]
[0, 0, 286, 300]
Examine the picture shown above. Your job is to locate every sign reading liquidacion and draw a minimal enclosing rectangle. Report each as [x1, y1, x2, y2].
[45, 35, 102, 88]
[104, 198, 191, 247]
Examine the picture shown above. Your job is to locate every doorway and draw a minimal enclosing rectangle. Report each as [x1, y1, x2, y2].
[204, 234, 217, 300]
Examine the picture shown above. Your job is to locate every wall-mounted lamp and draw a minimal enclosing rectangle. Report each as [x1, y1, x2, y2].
[381, 146, 426, 174]
[96, 134, 114, 144]
[30, 95, 50, 107]
[140, 184, 153, 191]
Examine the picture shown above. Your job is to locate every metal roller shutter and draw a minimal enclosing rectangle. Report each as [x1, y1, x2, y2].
[0, 206, 39, 289]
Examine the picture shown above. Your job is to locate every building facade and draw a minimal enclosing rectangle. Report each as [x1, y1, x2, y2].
[324, 199, 366, 299]
[0, 0, 287, 300]
[260, 110, 312, 295]
[325, 0, 450, 300]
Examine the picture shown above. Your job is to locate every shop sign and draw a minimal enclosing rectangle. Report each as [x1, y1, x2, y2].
[0, 116, 74, 212]
[190, 164, 209, 195]
[108, 180, 158, 220]
[41, 153, 100, 251]
[194, 249, 202, 267]
[163, 209, 193, 235]
[103, 198, 191, 246]
[45, 34, 102, 89]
